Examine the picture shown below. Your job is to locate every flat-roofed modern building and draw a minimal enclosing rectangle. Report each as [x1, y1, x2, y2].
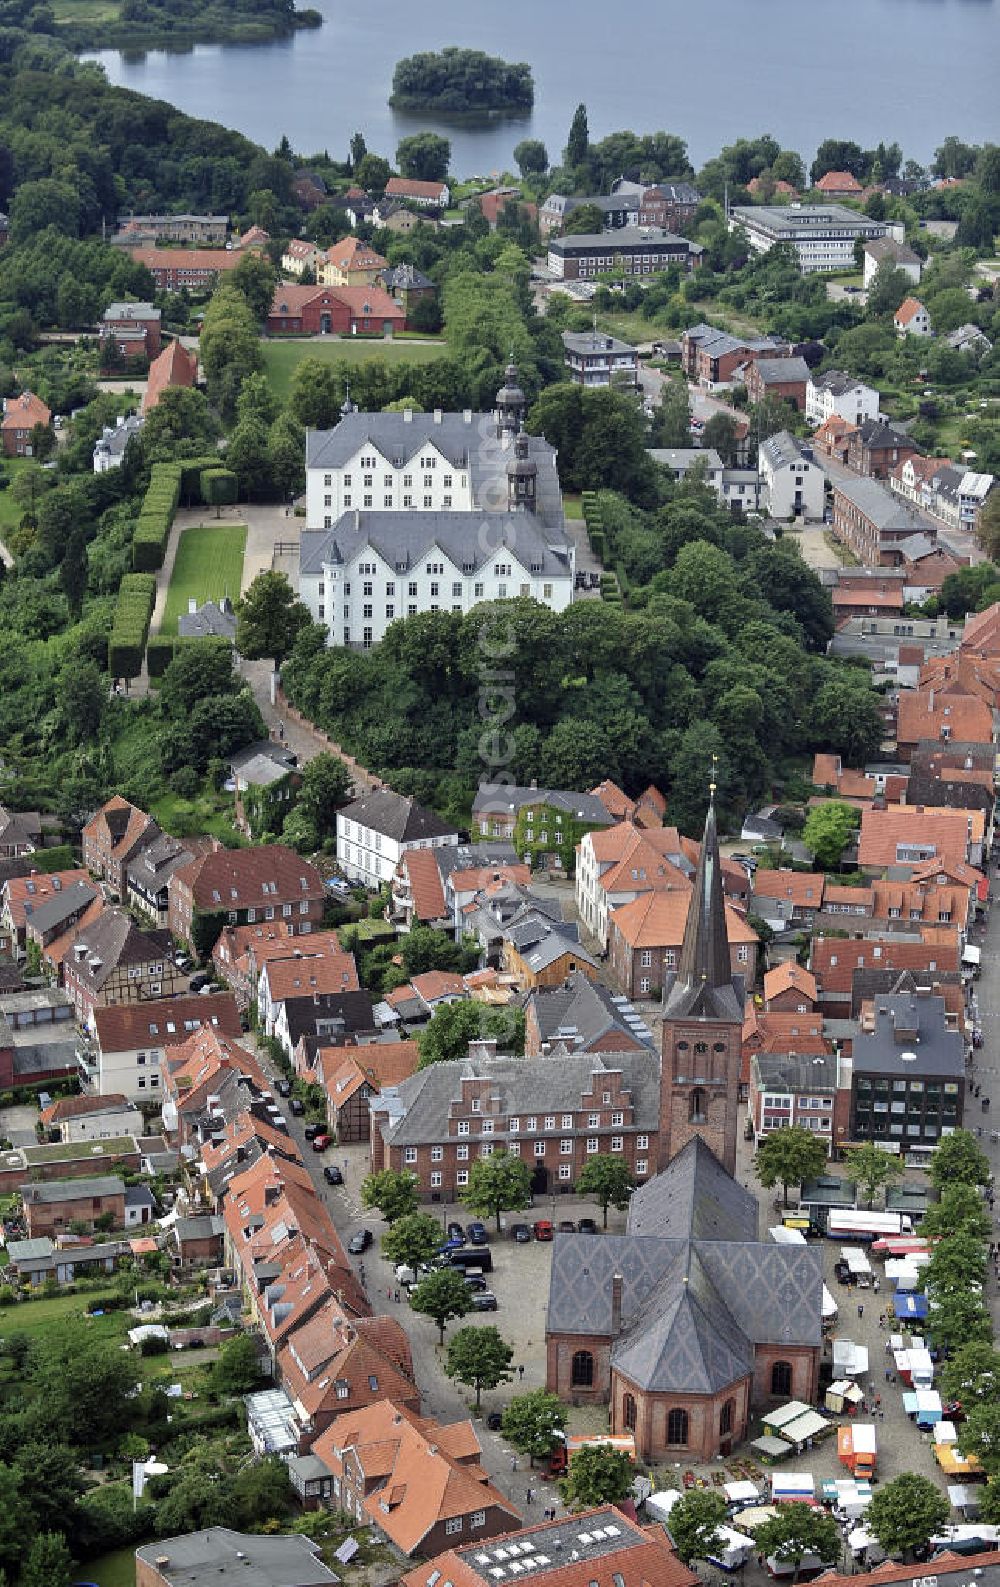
[728, 204, 886, 273]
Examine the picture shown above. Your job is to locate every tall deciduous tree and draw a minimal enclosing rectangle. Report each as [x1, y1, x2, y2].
[560, 1442, 633, 1509]
[928, 1128, 991, 1189]
[844, 1142, 903, 1209]
[396, 133, 451, 183]
[755, 1127, 828, 1208]
[666, 1490, 727, 1564]
[575, 1155, 635, 1228]
[801, 800, 860, 870]
[865, 1474, 950, 1561]
[409, 1266, 471, 1344]
[445, 1325, 514, 1410]
[380, 1212, 445, 1270]
[461, 1152, 533, 1233]
[361, 1169, 419, 1225]
[565, 103, 590, 169]
[500, 1391, 566, 1465]
[753, 1505, 840, 1581]
[235, 570, 313, 670]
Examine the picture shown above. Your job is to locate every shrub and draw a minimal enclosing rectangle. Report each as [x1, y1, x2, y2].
[132, 462, 182, 572]
[109, 572, 156, 680]
[139, 1334, 170, 1356]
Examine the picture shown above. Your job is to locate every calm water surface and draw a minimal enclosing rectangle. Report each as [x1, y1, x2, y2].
[88, 0, 1000, 175]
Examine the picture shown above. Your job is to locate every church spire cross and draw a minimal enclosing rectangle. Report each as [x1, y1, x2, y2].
[676, 785, 732, 996]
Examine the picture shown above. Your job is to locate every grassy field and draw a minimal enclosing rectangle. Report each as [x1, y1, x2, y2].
[0, 457, 32, 542]
[563, 494, 584, 520]
[160, 523, 246, 636]
[0, 1289, 125, 1345]
[79, 1544, 137, 1587]
[261, 337, 448, 403]
[50, 0, 120, 21]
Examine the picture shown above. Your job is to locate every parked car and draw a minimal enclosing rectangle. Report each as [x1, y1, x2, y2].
[311, 1133, 330, 1152]
[347, 1230, 372, 1254]
[578, 1218, 599, 1235]
[290, 1098, 305, 1116]
[557, 1220, 576, 1233]
[486, 1410, 503, 1430]
[471, 1292, 498, 1311]
[533, 1220, 554, 1241]
[174, 954, 194, 972]
[323, 1165, 342, 1185]
[189, 972, 211, 992]
[511, 1223, 532, 1243]
[303, 1122, 321, 1141]
[276, 1079, 292, 1098]
[463, 1274, 489, 1292]
[447, 1222, 466, 1244]
[438, 1237, 465, 1255]
[467, 1221, 488, 1245]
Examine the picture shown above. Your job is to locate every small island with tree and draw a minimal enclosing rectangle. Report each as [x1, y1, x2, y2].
[389, 48, 534, 119]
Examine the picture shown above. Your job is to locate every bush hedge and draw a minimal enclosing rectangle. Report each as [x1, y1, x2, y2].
[131, 455, 219, 571]
[147, 634, 231, 679]
[109, 573, 156, 679]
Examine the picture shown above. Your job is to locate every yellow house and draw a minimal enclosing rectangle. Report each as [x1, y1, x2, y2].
[318, 237, 389, 288]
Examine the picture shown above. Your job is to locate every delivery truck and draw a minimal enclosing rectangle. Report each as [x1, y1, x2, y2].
[826, 1211, 912, 1241]
[838, 1423, 878, 1479]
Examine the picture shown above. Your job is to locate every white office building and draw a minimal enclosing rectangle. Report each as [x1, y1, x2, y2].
[758, 430, 827, 521]
[729, 204, 886, 273]
[806, 370, 881, 429]
[335, 789, 460, 889]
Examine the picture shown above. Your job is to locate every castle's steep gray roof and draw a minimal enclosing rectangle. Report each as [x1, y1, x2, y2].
[300, 511, 571, 581]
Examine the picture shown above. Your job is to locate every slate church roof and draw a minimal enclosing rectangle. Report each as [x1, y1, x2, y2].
[546, 1137, 822, 1394]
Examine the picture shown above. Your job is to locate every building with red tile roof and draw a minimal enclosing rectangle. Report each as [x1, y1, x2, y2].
[321, 1040, 421, 1141]
[392, 847, 450, 930]
[266, 282, 405, 337]
[806, 1550, 1000, 1587]
[89, 990, 241, 1098]
[400, 1507, 698, 1587]
[894, 297, 932, 336]
[857, 805, 984, 871]
[142, 339, 198, 414]
[168, 841, 326, 948]
[896, 686, 994, 760]
[1, 868, 91, 949]
[960, 601, 1000, 658]
[129, 246, 244, 290]
[575, 822, 691, 947]
[2, 390, 52, 457]
[318, 236, 388, 287]
[279, 1302, 420, 1443]
[258, 946, 360, 1036]
[763, 960, 818, 1010]
[608, 886, 757, 1001]
[83, 796, 159, 896]
[809, 935, 961, 1013]
[751, 869, 825, 925]
[815, 170, 864, 197]
[311, 1400, 519, 1556]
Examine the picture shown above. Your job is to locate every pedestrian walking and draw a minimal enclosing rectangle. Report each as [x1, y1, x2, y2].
[526, 1488, 533, 1505]
[519, 1364, 525, 1380]
[394, 1288, 401, 1304]
[885, 1368, 892, 1383]
[857, 1303, 864, 1319]
[510, 1456, 518, 1472]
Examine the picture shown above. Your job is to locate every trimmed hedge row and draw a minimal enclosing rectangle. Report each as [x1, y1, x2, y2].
[109, 573, 156, 680]
[131, 455, 219, 571]
[146, 634, 231, 679]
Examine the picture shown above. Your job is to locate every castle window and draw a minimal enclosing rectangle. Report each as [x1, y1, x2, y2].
[771, 1361, 793, 1397]
[689, 1087, 707, 1125]
[571, 1351, 594, 1388]
[720, 1398, 735, 1437]
[622, 1393, 637, 1432]
[666, 1408, 689, 1447]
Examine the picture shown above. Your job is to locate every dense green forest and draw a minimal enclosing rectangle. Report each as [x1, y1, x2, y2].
[390, 49, 533, 116]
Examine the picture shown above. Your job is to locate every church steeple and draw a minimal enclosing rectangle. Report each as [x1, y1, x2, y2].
[663, 778, 743, 1024]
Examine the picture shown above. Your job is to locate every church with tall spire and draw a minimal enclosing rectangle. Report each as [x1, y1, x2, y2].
[657, 785, 746, 1176]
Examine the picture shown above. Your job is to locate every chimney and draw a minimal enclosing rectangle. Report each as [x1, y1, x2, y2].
[188, 598, 198, 615]
[433, 409, 443, 425]
[403, 408, 413, 423]
[611, 1272, 623, 1336]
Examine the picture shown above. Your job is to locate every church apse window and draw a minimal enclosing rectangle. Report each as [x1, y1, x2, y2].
[666, 1407, 689, 1447]
[623, 1393, 637, 1431]
[571, 1351, 594, 1388]
[689, 1087, 707, 1125]
[771, 1361, 793, 1397]
[720, 1398, 734, 1436]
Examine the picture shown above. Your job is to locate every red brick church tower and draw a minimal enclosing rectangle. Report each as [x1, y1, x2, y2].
[658, 789, 744, 1175]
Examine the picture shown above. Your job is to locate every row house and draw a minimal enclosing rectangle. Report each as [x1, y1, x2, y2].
[83, 796, 159, 896]
[680, 322, 790, 385]
[63, 907, 182, 1028]
[310, 1400, 518, 1554]
[749, 1051, 848, 1151]
[279, 1305, 420, 1450]
[370, 1047, 662, 1199]
[338, 788, 460, 890]
[85, 992, 237, 1098]
[2, 867, 91, 955]
[891, 456, 996, 534]
[849, 990, 964, 1147]
[167, 842, 326, 951]
[322, 1040, 421, 1142]
[257, 940, 360, 1036]
[749, 869, 825, 932]
[21, 1174, 126, 1238]
[832, 477, 937, 567]
[129, 247, 243, 291]
[857, 804, 984, 872]
[908, 739, 996, 818]
[763, 961, 818, 1012]
[805, 370, 881, 428]
[160, 1025, 271, 1147]
[895, 684, 994, 762]
[524, 972, 654, 1059]
[115, 212, 228, 245]
[846, 418, 923, 481]
[608, 886, 757, 1001]
[100, 302, 161, 359]
[213, 919, 309, 1008]
[281, 237, 324, 276]
[127, 833, 213, 927]
[743, 355, 810, 412]
[575, 822, 692, 948]
[809, 936, 961, 1017]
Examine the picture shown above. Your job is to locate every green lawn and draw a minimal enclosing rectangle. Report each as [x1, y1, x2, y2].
[79, 1544, 138, 1587]
[0, 1289, 126, 1346]
[160, 523, 247, 636]
[0, 457, 32, 541]
[261, 337, 448, 403]
[563, 494, 584, 520]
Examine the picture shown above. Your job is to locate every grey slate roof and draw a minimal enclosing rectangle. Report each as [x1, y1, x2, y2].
[231, 740, 298, 788]
[863, 235, 921, 267]
[68, 908, 172, 992]
[383, 1049, 661, 1148]
[135, 1528, 339, 1587]
[664, 797, 744, 1022]
[627, 1135, 759, 1241]
[103, 301, 160, 322]
[23, 881, 98, 935]
[471, 783, 612, 824]
[339, 787, 458, 843]
[506, 913, 595, 974]
[176, 1214, 225, 1241]
[856, 416, 920, 451]
[809, 369, 873, 397]
[760, 430, 811, 471]
[126, 832, 196, 896]
[178, 598, 237, 640]
[834, 476, 934, 533]
[305, 411, 564, 529]
[300, 508, 571, 582]
[648, 448, 724, 474]
[547, 226, 700, 253]
[613, 1243, 754, 1393]
[753, 356, 810, 385]
[527, 972, 655, 1053]
[562, 329, 637, 357]
[851, 992, 964, 1079]
[731, 204, 884, 237]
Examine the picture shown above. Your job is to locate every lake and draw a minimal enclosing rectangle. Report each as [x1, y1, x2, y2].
[88, 0, 999, 178]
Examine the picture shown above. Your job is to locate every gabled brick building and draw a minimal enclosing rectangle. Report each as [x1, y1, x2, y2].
[167, 842, 326, 951]
[83, 796, 159, 896]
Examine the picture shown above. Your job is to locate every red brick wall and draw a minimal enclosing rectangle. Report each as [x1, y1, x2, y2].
[25, 1188, 125, 1237]
[659, 1015, 742, 1176]
[611, 1372, 753, 1462]
[546, 1332, 614, 1400]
